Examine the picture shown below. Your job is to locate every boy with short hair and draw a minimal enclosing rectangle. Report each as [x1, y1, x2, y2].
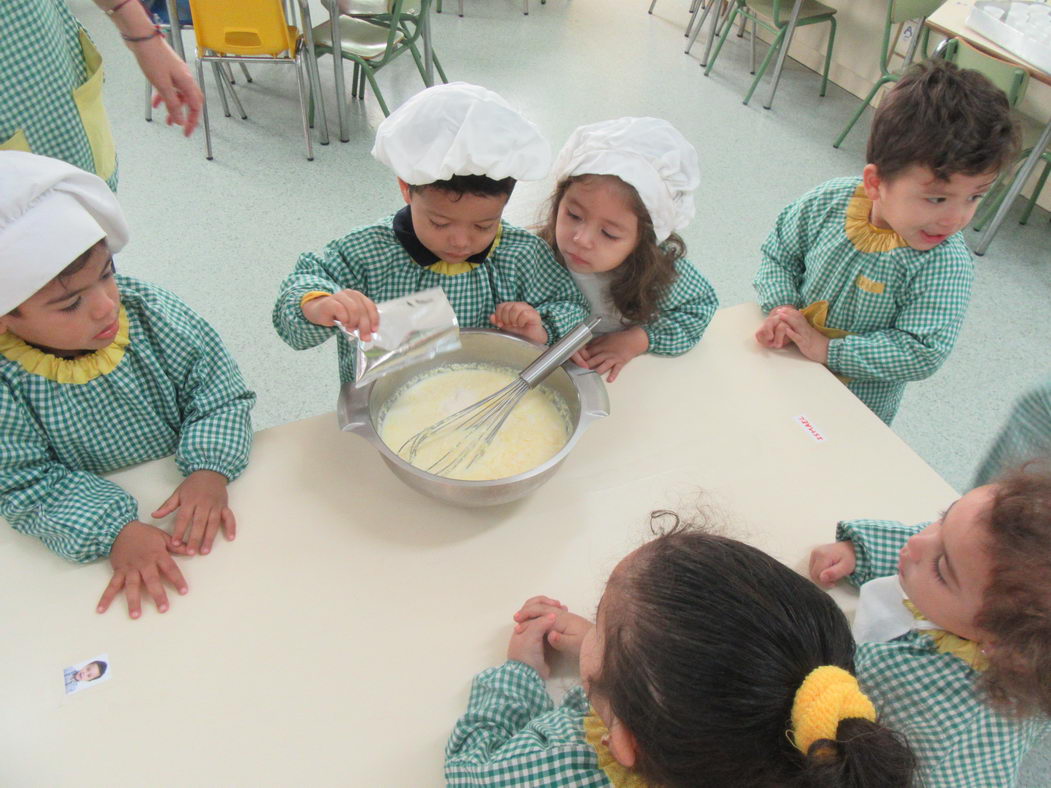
[753, 60, 1019, 424]
[273, 83, 589, 385]
[0, 152, 255, 619]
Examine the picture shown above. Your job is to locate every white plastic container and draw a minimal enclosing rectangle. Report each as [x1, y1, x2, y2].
[966, 1, 1051, 74]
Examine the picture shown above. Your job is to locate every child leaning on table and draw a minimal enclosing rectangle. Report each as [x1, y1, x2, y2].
[446, 514, 916, 787]
[754, 59, 1019, 424]
[809, 467, 1051, 787]
[272, 82, 588, 385]
[531, 117, 718, 383]
[0, 152, 255, 619]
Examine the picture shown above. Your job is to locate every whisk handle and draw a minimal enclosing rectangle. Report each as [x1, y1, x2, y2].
[520, 317, 601, 388]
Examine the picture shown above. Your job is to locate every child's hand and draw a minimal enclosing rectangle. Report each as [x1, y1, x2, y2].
[755, 306, 796, 349]
[570, 347, 590, 367]
[513, 596, 593, 657]
[777, 308, 830, 364]
[808, 541, 857, 587]
[507, 610, 558, 679]
[490, 302, 547, 345]
[579, 327, 649, 383]
[302, 289, 379, 341]
[152, 470, 235, 556]
[98, 521, 189, 619]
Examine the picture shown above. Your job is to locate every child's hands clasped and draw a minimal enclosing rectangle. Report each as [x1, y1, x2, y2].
[152, 470, 235, 556]
[808, 541, 857, 587]
[755, 306, 830, 364]
[573, 327, 649, 383]
[98, 521, 189, 619]
[490, 302, 548, 345]
[302, 289, 379, 341]
[508, 596, 594, 677]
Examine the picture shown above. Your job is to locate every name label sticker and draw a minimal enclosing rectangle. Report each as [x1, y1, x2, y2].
[795, 415, 828, 443]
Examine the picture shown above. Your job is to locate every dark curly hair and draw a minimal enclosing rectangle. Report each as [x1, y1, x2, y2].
[538, 174, 684, 325]
[975, 465, 1051, 717]
[408, 174, 515, 200]
[589, 513, 916, 787]
[867, 58, 1019, 181]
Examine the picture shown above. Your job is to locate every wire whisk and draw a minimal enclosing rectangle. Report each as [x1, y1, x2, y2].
[399, 318, 599, 477]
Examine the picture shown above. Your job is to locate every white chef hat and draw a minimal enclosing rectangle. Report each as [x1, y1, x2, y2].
[552, 117, 700, 244]
[0, 151, 128, 315]
[371, 82, 551, 185]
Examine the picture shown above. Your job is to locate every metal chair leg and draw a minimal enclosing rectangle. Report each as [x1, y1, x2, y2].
[820, 17, 836, 97]
[834, 76, 890, 149]
[220, 63, 249, 119]
[704, 4, 739, 76]
[1019, 160, 1051, 225]
[684, 0, 702, 37]
[750, 16, 757, 74]
[685, 0, 713, 54]
[701, 0, 733, 67]
[293, 59, 313, 161]
[648, 0, 657, 11]
[240, 63, 254, 83]
[744, 26, 785, 105]
[211, 62, 233, 117]
[196, 59, 214, 160]
[145, 79, 153, 121]
[458, 0, 464, 16]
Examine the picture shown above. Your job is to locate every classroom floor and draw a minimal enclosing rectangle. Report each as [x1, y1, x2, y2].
[76, 0, 1049, 780]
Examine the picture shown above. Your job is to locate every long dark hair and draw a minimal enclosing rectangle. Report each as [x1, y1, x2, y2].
[590, 514, 915, 787]
[538, 174, 684, 325]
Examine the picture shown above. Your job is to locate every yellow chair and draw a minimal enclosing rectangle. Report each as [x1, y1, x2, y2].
[188, 0, 321, 160]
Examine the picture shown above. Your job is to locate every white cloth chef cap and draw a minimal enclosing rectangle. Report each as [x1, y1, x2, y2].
[371, 82, 551, 185]
[552, 117, 700, 243]
[0, 151, 128, 315]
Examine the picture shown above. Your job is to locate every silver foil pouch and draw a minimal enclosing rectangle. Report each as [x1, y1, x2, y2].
[338, 287, 461, 388]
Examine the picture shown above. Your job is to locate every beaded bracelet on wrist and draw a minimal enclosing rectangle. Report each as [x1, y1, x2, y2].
[122, 26, 163, 43]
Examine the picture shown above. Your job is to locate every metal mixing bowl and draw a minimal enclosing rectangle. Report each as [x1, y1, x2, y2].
[337, 329, 610, 507]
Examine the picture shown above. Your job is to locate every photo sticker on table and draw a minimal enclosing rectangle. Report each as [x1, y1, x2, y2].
[63, 653, 111, 695]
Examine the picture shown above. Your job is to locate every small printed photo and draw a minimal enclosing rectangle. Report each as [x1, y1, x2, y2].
[63, 653, 111, 695]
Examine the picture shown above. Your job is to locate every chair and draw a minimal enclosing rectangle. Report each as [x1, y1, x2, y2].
[833, 0, 946, 148]
[648, 0, 705, 39]
[312, 0, 447, 118]
[704, 0, 837, 107]
[188, 0, 319, 160]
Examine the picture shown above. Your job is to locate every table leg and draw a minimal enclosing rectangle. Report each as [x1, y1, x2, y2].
[329, 3, 349, 142]
[423, 0, 435, 86]
[762, 0, 803, 110]
[974, 119, 1051, 255]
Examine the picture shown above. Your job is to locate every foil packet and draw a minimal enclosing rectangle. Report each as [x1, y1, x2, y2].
[337, 287, 461, 388]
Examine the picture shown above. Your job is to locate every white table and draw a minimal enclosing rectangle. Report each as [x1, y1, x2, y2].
[0, 303, 956, 786]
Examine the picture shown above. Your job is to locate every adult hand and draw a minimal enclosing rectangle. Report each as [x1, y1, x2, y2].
[490, 302, 547, 345]
[152, 470, 235, 556]
[302, 290, 380, 340]
[808, 541, 857, 587]
[132, 37, 203, 136]
[98, 521, 189, 619]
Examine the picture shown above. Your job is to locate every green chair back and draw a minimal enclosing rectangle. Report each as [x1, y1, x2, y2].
[942, 37, 1029, 107]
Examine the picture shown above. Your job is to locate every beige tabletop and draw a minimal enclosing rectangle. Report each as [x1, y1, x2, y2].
[0, 302, 957, 787]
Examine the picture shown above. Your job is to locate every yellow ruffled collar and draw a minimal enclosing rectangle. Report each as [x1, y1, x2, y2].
[583, 710, 650, 787]
[903, 599, 989, 671]
[0, 306, 130, 384]
[844, 184, 910, 253]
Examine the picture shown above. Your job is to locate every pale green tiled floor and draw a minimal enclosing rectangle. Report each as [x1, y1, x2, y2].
[75, 0, 1050, 781]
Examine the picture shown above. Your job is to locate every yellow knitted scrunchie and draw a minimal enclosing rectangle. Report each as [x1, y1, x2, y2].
[791, 665, 877, 757]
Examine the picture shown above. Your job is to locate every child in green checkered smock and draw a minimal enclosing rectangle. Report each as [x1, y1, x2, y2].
[754, 60, 1019, 424]
[974, 377, 1051, 486]
[0, 152, 254, 619]
[531, 118, 718, 383]
[810, 471, 1051, 787]
[273, 83, 587, 386]
[447, 520, 916, 787]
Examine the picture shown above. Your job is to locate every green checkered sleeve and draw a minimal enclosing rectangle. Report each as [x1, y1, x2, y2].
[272, 245, 345, 352]
[754, 186, 824, 312]
[0, 386, 138, 563]
[644, 258, 719, 356]
[836, 518, 926, 586]
[137, 286, 256, 481]
[445, 661, 610, 787]
[826, 249, 973, 384]
[974, 377, 1051, 486]
[507, 237, 590, 345]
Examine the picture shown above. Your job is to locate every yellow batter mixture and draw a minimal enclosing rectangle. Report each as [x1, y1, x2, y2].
[379, 364, 570, 480]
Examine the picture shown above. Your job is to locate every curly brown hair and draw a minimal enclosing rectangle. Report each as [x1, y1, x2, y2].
[975, 465, 1051, 717]
[537, 174, 684, 325]
[867, 59, 1019, 181]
